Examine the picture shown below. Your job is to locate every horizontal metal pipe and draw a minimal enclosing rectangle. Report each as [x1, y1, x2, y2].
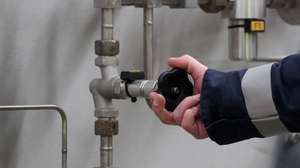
[127, 80, 157, 98]
[0, 105, 67, 168]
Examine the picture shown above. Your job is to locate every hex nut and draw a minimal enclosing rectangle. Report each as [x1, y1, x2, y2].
[94, 0, 122, 8]
[95, 119, 119, 136]
[95, 40, 120, 56]
[199, 0, 226, 13]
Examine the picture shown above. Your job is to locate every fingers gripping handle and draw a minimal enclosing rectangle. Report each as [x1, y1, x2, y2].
[157, 69, 193, 112]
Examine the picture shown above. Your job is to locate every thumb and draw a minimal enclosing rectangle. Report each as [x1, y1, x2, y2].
[167, 55, 207, 94]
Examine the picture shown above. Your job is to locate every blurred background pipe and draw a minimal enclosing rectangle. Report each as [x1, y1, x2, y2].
[0, 105, 67, 168]
[143, 7, 154, 79]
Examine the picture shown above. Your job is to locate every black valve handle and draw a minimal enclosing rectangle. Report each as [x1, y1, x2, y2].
[157, 69, 193, 112]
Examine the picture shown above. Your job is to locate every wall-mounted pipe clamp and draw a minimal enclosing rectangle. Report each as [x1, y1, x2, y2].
[228, 19, 266, 33]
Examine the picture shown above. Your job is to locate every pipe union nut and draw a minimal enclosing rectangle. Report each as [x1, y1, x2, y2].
[122, 0, 162, 7]
[95, 119, 119, 136]
[95, 40, 120, 56]
[267, 0, 287, 8]
[198, 0, 227, 13]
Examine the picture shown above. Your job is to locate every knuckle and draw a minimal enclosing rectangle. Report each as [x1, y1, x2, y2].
[182, 54, 191, 59]
[181, 122, 189, 130]
[184, 96, 193, 103]
[151, 107, 159, 113]
[193, 135, 201, 139]
[160, 118, 168, 125]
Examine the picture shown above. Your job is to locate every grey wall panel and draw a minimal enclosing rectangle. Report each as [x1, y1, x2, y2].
[0, 1, 299, 168]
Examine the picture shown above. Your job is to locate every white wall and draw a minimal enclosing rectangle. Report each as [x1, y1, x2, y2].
[0, 1, 299, 168]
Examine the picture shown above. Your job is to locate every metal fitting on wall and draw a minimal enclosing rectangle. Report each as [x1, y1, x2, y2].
[226, 0, 267, 19]
[94, 0, 122, 8]
[127, 80, 157, 98]
[95, 119, 119, 136]
[267, 0, 287, 8]
[276, 0, 300, 25]
[198, 0, 228, 13]
[95, 40, 120, 56]
[122, 0, 162, 7]
[224, 0, 267, 61]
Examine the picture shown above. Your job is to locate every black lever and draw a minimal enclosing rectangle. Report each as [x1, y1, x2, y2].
[121, 71, 145, 103]
[157, 69, 193, 112]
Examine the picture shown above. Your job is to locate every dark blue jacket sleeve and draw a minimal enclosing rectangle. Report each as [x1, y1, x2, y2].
[200, 54, 300, 145]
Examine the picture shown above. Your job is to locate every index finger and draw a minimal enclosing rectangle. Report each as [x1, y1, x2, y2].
[149, 92, 177, 125]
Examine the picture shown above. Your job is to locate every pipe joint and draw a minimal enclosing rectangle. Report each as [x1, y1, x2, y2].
[94, 0, 122, 8]
[90, 79, 119, 118]
[95, 118, 119, 136]
[127, 80, 157, 98]
[95, 57, 119, 67]
[97, 77, 128, 99]
[121, 0, 162, 8]
[95, 40, 120, 56]
[198, 0, 228, 13]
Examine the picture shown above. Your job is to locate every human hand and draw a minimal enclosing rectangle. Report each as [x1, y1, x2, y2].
[150, 55, 208, 139]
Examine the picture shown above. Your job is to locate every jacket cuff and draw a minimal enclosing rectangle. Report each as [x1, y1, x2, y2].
[200, 69, 263, 145]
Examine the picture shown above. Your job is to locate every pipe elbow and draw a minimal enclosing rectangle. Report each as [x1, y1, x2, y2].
[90, 79, 101, 94]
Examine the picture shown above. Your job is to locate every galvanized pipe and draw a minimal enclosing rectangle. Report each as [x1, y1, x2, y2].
[228, 0, 266, 61]
[0, 105, 67, 168]
[98, 7, 116, 168]
[143, 7, 155, 108]
[143, 7, 154, 79]
[228, 19, 258, 61]
[100, 135, 113, 168]
[102, 9, 114, 40]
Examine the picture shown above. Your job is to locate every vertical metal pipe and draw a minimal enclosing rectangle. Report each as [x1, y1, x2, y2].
[0, 105, 67, 168]
[100, 7, 115, 168]
[228, 19, 258, 61]
[102, 9, 114, 40]
[228, 0, 266, 61]
[100, 135, 113, 168]
[143, 7, 154, 79]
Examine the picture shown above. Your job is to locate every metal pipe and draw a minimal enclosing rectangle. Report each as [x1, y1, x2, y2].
[228, 0, 266, 61]
[0, 105, 67, 168]
[143, 7, 154, 79]
[143, 7, 155, 108]
[127, 80, 157, 98]
[100, 135, 113, 168]
[228, 19, 258, 61]
[98, 7, 117, 168]
[102, 9, 114, 40]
